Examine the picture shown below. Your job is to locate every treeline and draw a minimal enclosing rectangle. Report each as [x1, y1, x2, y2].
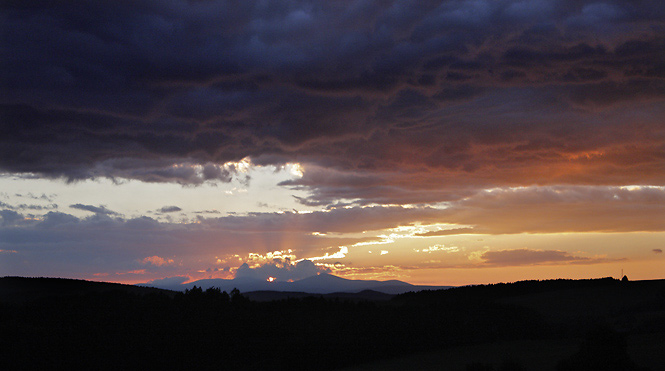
[0, 277, 662, 370]
[0, 285, 545, 370]
[396, 277, 621, 303]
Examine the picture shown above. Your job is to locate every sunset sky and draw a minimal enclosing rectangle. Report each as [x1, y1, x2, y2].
[1, 0, 664, 286]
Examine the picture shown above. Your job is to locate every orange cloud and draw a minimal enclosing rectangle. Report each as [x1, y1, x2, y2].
[141, 256, 175, 267]
[436, 186, 665, 234]
[479, 248, 621, 267]
[416, 228, 477, 237]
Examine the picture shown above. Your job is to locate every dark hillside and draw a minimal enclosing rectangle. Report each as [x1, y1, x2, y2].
[1, 277, 663, 370]
[394, 277, 665, 336]
[243, 289, 395, 302]
[0, 276, 176, 303]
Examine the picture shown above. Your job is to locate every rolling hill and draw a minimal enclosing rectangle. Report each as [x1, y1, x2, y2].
[0, 276, 175, 303]
[2, 276, 664, 370]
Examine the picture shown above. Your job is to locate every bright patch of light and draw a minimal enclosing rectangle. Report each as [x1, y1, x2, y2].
[267, 276, 276, 282]
[482, 186, 529, 194]
[223, 157, 252, 173]
[619, 185, 665, 191]
[238, 250, 297, 268]
[468, 247, 490, 262]
[307, 246, 348, 261]
[287, 163, 304, 177]
[353, 239, 394, 246]
[565, 150, 605, 160]
[320, 264, 407, 281]
[224, 187, 248, 195]
[364, 203, 419, 209]
[380, 250, 389, 255]
[387, 225, 425, 234]
[414, 244, 460, 253]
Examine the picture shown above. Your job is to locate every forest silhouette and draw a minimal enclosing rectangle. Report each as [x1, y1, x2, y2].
[1, 276, 663, 370]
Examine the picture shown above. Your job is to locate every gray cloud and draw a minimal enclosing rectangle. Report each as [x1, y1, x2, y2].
[1, 187, 660, 279]
[0, 209, 378, 278]
[194, 210, 221, 214]
[15, 193, 56, 202]
[0, 209, 23, 227]
[37, 211, 81, 228]
[654, 249, 663, 254]
[159, 206, 182, 213]
[0, 0, 663, 198]
[70, 203, 118, 215]
[0, 201, 58, 211]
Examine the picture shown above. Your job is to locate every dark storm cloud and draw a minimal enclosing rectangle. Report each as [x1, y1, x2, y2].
[2, 0, 665, 200]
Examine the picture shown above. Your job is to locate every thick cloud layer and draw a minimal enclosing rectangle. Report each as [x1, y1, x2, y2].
[1, 185, 663, 279]
[2, 0, 664, 204]
[2, 1, 664, 283]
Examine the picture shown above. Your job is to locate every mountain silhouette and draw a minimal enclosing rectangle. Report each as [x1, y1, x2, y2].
[140, 272, 451, 294]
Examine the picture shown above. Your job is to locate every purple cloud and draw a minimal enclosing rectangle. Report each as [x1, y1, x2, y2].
[0, 0, 662, 200]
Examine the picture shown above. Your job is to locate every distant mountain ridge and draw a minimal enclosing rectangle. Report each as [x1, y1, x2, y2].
[140, 273, 452, 294]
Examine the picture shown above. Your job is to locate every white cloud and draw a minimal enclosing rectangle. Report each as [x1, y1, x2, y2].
[307, 246, 348, 261]
[235, 259, 328, 281]
[415, 244, 459, 253]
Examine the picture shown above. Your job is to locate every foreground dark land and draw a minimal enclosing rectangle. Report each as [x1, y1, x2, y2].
[1, 277, 664, 370]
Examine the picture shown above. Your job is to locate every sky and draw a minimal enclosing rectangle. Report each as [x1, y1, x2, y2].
[1, 0, 664, 286]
